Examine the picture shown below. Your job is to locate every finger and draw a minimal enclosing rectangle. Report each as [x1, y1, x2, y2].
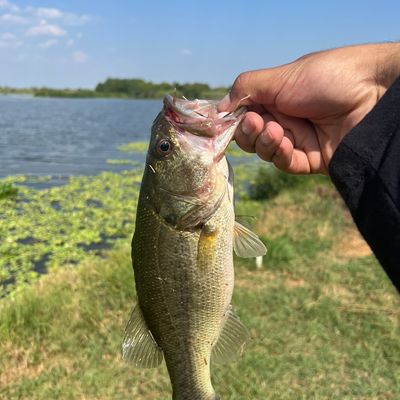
[254, 121, 286, 162]
[217, 67, 287, 112]
[235, 112, 273, 153]
[269, 109, 326, 173]
[272, 138, 311, 174]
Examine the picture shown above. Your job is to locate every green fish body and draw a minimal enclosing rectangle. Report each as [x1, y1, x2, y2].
[123, 96, 266, 400]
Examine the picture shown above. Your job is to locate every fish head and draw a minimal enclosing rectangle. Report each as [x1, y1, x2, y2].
[143, 95, 245, 228]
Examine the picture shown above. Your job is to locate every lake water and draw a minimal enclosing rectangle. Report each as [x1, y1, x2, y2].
[0, 95, 162, 180]
[0, 95, 255, 293]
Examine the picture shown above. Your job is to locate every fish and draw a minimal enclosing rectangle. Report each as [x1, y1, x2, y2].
[122, 95, 267, 400]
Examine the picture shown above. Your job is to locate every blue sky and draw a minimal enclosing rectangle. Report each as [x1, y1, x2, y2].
[1, 0, 399, 88]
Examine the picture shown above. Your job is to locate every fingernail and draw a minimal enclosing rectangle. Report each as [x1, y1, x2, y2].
[241, 119, 252, 136]
[217, 94, 231, 112]
[260, 129, 271, 145]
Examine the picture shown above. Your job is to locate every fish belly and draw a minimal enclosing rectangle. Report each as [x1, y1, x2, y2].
[132, 199, 234, 399]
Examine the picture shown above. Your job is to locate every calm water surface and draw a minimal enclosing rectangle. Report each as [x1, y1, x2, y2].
[0, 95, 162, 180]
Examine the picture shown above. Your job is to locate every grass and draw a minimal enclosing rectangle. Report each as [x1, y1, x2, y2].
[1, 176, 399, 399]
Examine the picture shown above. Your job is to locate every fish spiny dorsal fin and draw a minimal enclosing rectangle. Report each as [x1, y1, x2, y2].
[211, 308, 249, 365]
[122, 304, 163, 368]
[233, 220, 267, 258]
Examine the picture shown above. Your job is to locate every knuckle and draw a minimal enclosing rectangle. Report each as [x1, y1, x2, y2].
[231, 72, 252, 97]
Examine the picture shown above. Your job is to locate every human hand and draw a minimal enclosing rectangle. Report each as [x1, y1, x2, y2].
[218, 43, 400, 174]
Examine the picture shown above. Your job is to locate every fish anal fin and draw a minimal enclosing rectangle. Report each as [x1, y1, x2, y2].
[233, 220, 267, 258]
[122, 304, 163, 368]
[211, 308, 249, 365]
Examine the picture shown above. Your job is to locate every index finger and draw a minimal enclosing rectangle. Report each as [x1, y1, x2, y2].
[217, 67, 286, 112]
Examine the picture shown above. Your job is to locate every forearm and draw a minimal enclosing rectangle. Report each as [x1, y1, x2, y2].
[373, 42, 400, 90]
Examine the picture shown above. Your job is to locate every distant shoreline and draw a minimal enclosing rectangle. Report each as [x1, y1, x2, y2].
[0, 78, 229, 100]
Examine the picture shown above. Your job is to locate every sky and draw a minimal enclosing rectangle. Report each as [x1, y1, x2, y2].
[0, 0, 399, 88]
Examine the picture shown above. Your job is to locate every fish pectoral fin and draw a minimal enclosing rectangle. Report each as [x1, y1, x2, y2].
[233, 220, 267, 258]
[211, 308, 249, 365]
[122, 304, 163, 368]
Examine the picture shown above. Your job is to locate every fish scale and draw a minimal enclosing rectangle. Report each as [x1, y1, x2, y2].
[133, 172, 233, 399]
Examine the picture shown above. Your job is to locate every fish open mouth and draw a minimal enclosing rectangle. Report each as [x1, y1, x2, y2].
[163, 94, 246, 139]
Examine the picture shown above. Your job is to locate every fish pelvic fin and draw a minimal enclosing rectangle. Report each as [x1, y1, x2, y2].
[211, 308, 249, 365]
[233, 220, 267, 258]
[122, 304, 163, 368]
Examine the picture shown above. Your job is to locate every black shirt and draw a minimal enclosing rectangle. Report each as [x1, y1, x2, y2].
[329, 76, 400, 292]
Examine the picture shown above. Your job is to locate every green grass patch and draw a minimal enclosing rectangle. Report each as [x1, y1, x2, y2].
[226, 142, 254, 158]
[249, 165, 330, 200]
[0, 236, 398, 398]
[1, 162, 399, 399]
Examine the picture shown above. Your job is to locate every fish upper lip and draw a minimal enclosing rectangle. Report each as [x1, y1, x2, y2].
[163, 95, 246, 138]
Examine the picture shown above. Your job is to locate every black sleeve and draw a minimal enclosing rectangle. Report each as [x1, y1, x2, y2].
[329, 76, 400, 292]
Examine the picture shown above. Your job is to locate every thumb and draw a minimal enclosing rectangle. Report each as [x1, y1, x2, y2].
[217, 67, 285, 112]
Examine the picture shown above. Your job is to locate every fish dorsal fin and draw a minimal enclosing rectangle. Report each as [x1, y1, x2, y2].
[233, 220, 267, 258]
[211, 308, 249, 365]
[122, 304, 163, 368]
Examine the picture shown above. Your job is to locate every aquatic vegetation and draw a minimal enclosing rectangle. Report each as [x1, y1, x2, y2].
[118, 141, 148, 153]
[0, 170, 143, 296]
[0, 183, 18, 200]
[106, 159, 141, 166]
[0, 159, 259, 297]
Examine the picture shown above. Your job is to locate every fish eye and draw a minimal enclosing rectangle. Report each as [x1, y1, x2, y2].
[156, 139, 172, 156]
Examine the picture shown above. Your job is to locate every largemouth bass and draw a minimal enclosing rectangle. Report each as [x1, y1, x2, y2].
[122, 95, 266, 400]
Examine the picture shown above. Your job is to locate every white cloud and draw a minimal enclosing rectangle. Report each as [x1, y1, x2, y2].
[1, 31, 15, 40]
[0, 0, 19, 12]
[63, 13, 90, 26]
[0, 13, 28, 24]
[1, 5, 91, 28]
[0, 40, 20, 47]
[26, 20, 67, 37]
[36, 7, 62, 19]
[39, 38, 57, 48]
[0, 30, 21, 47]
[72, 50, 88, 63]
[180, 49, 192, 56]
[35, 7, 90, 26]
[0, 4, 91, 53]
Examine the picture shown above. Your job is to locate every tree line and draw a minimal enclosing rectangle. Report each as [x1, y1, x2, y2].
[1, 79, 229, 99]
